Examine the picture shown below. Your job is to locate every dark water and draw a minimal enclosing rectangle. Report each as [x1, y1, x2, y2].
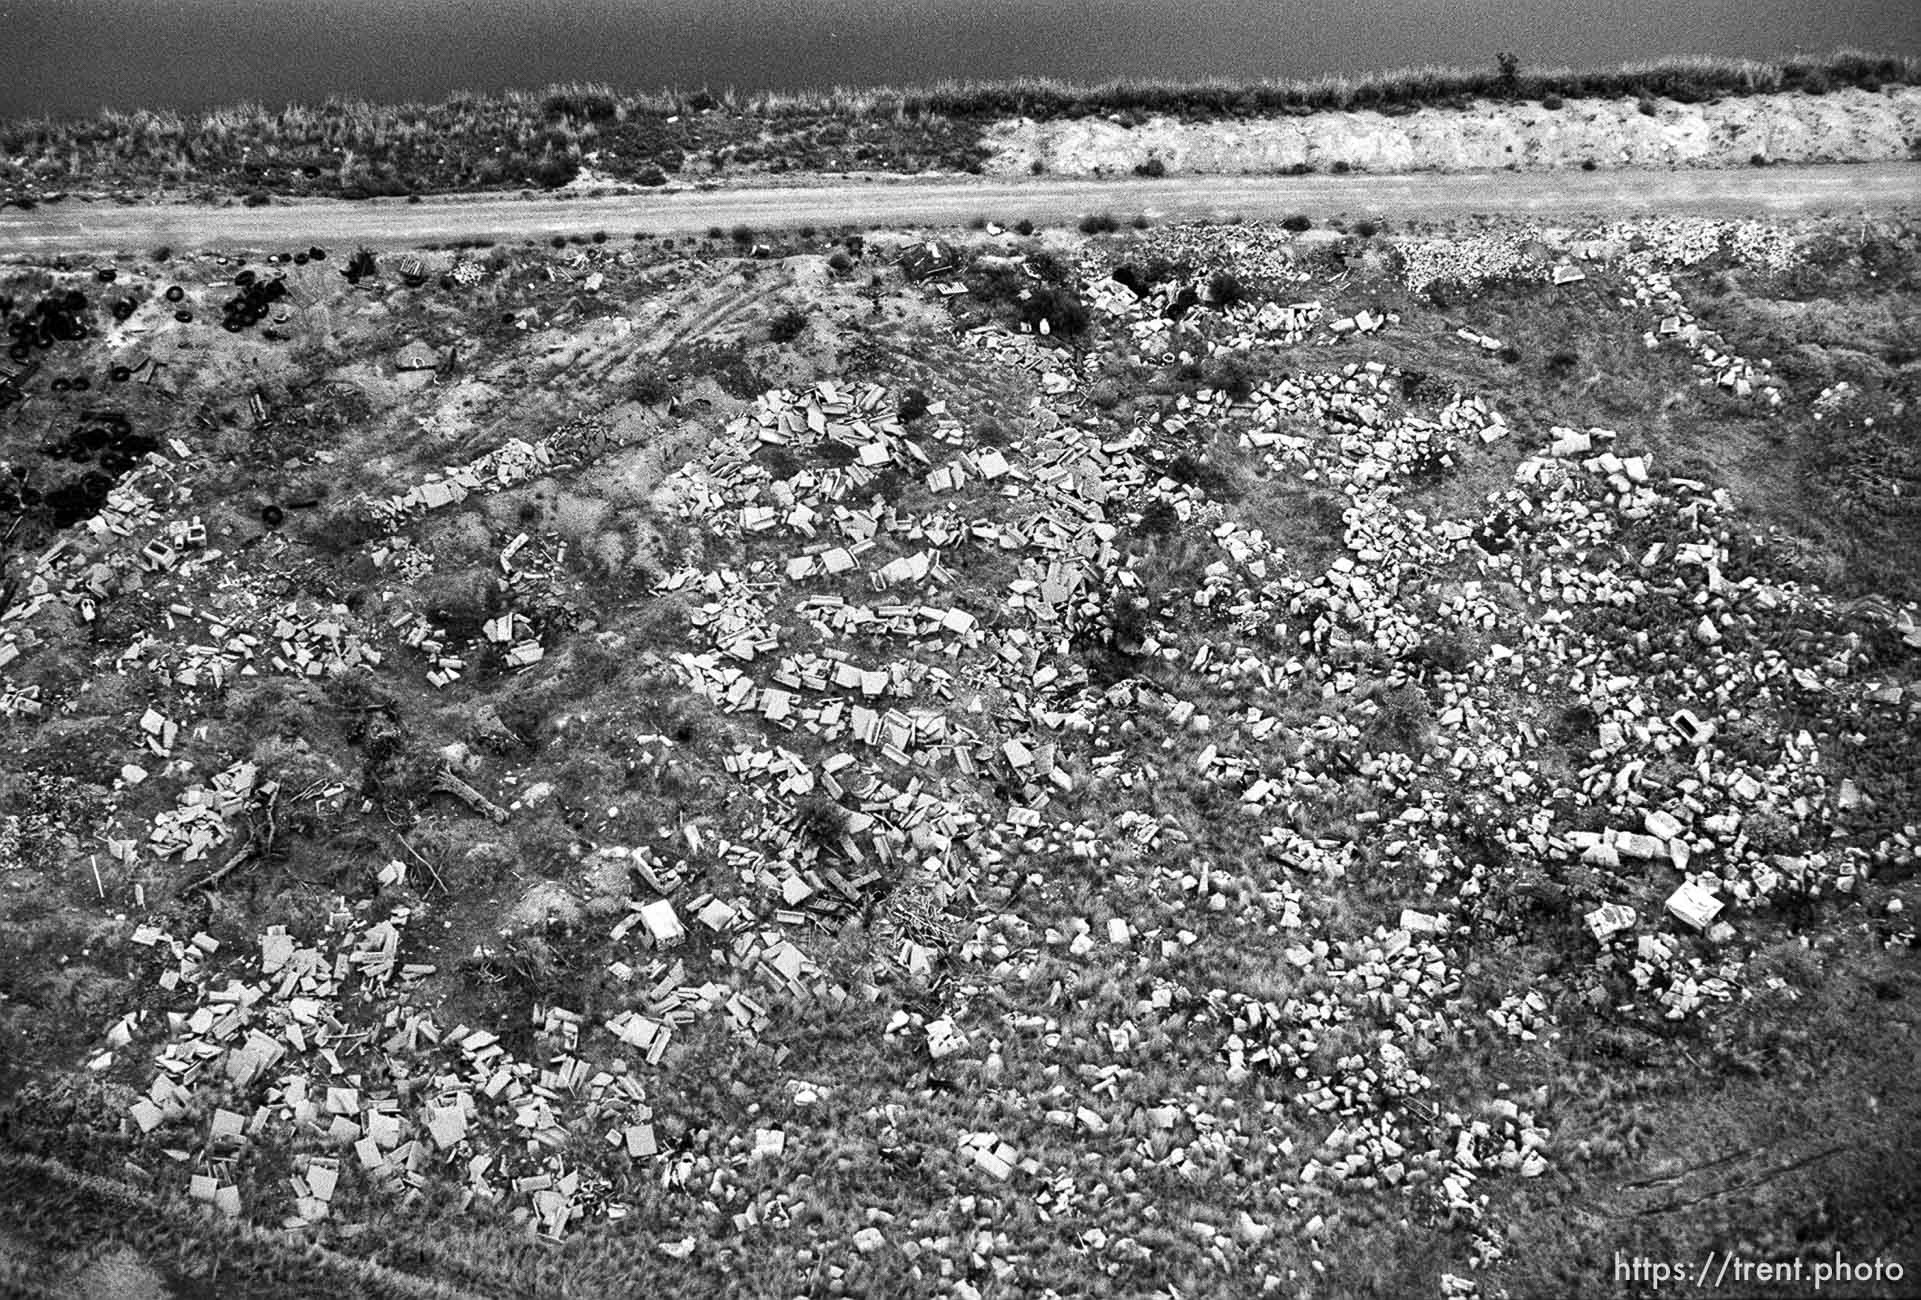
[4, 0, 1915, 118]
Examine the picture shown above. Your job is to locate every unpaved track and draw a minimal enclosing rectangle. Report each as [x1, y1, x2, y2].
[2, 164, 1915, 255]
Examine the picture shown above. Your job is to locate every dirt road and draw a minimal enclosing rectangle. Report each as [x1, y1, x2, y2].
[2, 164, 1914, 254]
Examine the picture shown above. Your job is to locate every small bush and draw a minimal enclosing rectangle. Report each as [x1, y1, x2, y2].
[1168, 451, 1241, 500]
[1353, 219, 1379, 239]
[633, 366, 672, 405]
[707, 226, 725, 241]
[1207, 271, 1246, 306]
[967, 214, 988, 230]
[1580, 159, 1598, 171]
[1281, 214, 1312, 232]
[1545, 348, 1580, 378]
[1024, 285, 1089, 337]
[243, 190, 271, 207]
[795, 795, 850, 848]
[1014, 219, 1035, 236]
[827, 250, 853, 273]
[768, 307, 808, 343]
[591, 230, 607, 243]
[1078, 211, 1120, 235]
[1541, 94, 1564, 110]
[1131, 213, 1151, 229]
[1134, 157, 1167, 178]
[1330, 160, 1351, 174]
[730, 224, 755, 245]
[1030, 159, 1045, 175]
[1749, 152, 1771, 167]
[1637, 98, 1659, 116]
[637, 166, 668, 186]
[1497, 344, 1523, 364]
[897, 388, 931, 422]
[550, 235, 567, 249]
[1204, 352, 1258, 402]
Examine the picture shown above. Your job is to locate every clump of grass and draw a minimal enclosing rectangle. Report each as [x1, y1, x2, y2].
[1281, 214, 1312, 233]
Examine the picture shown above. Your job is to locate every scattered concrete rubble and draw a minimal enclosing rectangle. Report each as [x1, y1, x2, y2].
[4, 216, 1913, 1297]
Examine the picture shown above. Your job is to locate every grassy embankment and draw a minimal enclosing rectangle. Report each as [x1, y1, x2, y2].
[0, 50, 1914, 203]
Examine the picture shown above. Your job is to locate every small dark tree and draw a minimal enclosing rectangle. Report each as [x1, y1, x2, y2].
[1496, 52, 1521, 98]
[768, 307, 809, 343]
[1207, 270, 1246, 307]
[796, 795, 850, 850]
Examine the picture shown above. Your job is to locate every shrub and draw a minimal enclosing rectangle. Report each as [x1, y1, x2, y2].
[1362, 683, 1433, 755]
[1204, 352, 1258, 402]
[632, 366, 672, 405]
[1330, 160, 1351, 174]
[243, 190, 271, 207]
[967, 214, 988, 230]
[1496, 51, 1521, 97]
[1134, 157, 1167, 178]
[534, 157, 578, 188]
[1014, 219, 1035, 236]
[1497, 344, 1523, 364]
[768, 307, 808, 343]
[795, 795, 850, 848]
[1078, 211, 1120, 235]
[1546, 348, 1580, 378]
[1023, 285, 1089, 337]
[637, 166, 668, 186]
[827, 250, 853, 273]
[1030, 159, 1045, 175]
[1353, 219, 1379, 238]
[707, 226, 726, 241]
[1168, 451, 1240, 499]
[550, 235, 568, 249]
[1637, 98, 1659, 116]
[591, 230, 607, 243]
[1750, 152, 1770, 167]
[1207, 271, 1246, 306]
[1281, 214, 1312, 232]
[897, 388, 931, 422]
[730, 224, 755, 245]
[1414, 633, 1473, 674]
[1580, 159, 1598, 171]
[1542, 94, 1564, 110]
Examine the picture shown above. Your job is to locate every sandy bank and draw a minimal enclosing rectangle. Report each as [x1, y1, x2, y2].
[983, 87, 1921, 177]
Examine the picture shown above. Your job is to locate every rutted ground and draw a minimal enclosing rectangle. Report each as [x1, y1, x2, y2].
[0, 213, 1917, 1299]
[983, 87, 1921, 177]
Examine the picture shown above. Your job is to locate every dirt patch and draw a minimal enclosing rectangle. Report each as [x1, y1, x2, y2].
[985, 87, 1921, 177]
